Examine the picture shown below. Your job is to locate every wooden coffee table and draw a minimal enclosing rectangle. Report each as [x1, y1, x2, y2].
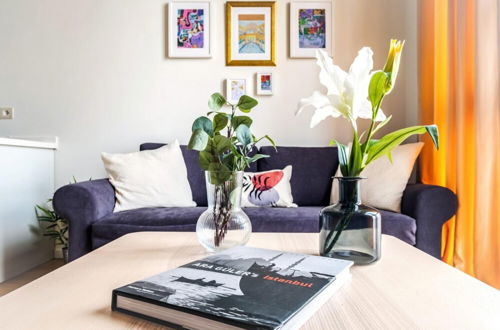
[0, 233, 498, 329]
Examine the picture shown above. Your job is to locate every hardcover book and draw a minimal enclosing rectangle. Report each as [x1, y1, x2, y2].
[112, 246, 352, 329]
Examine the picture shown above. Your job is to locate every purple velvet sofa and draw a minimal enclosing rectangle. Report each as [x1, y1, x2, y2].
[53, 144, 458, 262]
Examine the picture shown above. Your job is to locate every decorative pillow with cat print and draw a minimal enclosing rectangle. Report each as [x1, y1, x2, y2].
[242, 165, 297, 207]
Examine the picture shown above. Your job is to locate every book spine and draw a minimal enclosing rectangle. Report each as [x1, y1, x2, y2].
[111, 290, 118, 311]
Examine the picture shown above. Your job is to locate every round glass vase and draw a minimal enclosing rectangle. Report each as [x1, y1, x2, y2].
[319, 177, 381, 265]
[196, 171, 252, 252]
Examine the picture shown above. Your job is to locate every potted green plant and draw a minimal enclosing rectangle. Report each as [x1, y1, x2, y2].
[35, 201, 68, 263]
[188, 93, 275, 252]
[297, 40, 439, 264]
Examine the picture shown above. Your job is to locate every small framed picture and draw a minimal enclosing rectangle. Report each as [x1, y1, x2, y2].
[256, 73, 273, 95]
[290, 1, 333, 58]
[168, 1, 211, 58]
[226, 79, 248, 103]
[226, 1, 276, 66]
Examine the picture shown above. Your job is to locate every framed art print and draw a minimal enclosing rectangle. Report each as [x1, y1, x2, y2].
[226, 79, 247, 103]
[256, 73, 273, 95]
[290, 1, 333, 58]
[168, 1, 211, 58]
[226, 2, 276, 66]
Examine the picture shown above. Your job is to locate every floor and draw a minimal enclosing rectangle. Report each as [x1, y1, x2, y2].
[0, 259, 64, 297]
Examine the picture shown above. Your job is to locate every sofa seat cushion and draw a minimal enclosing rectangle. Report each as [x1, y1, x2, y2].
[91, 207, 205, 249]
[244, 207, 323, 232]
[91, 207, 417, 250]
[379, 210, 417, 245]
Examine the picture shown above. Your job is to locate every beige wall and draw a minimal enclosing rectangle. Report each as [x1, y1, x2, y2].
[0, 0, 417, 187]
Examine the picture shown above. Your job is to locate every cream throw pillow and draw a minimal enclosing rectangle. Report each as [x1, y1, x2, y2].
[242, 166, 297, 207]
[101, 140, 196, 212]
[330, 142, 424, 212]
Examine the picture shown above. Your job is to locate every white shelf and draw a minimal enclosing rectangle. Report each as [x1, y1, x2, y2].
[0, 136, 58, 150]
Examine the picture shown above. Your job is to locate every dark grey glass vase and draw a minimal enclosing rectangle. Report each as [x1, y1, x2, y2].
[319, 177, 381, 264]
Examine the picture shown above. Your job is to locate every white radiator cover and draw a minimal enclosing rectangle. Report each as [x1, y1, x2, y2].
[0, 137, 57, 282]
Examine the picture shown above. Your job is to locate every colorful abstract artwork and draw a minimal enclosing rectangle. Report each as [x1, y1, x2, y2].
[226, 2, 275, 65]
[238, 14, 265, 54]
[260, 74, 271, 91]
[298, 9, 326, 49]
[256, 73, 273, 95]
[177, 9, 204, 49]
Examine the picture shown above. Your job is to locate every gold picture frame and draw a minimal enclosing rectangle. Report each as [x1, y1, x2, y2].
[226, 1, 276, 66]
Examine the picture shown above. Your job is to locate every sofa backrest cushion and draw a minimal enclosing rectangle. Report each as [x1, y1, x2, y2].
[258, 146, 339, 206]
[140, 143, 257, 206]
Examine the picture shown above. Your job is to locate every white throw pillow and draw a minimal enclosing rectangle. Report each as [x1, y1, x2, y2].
[101, 140, 196, 212]
[330, 142, 424, 212]
[242, 165, 297, 208]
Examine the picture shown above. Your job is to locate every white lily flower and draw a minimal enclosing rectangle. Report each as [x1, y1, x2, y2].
[296, 48, 386, 128]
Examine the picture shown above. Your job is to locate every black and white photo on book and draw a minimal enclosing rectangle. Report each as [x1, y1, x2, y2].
[112, 246, 353, 329]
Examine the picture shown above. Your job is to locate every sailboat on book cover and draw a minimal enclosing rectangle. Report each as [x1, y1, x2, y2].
[114, 246, 351, 329]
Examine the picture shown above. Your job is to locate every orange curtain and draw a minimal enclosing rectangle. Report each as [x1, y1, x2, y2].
[419, 0, 500, 289]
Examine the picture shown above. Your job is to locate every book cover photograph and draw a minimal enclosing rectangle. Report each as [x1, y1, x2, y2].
[113, 246, 352, 328]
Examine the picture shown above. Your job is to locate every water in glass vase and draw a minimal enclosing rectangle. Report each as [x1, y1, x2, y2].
[319, 177, 381, 264]
[196, 171, 252, 252]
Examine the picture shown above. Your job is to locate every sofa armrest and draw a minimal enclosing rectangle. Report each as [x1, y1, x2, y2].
[401, 183, 458, 259]
[53, 179, 115, 261]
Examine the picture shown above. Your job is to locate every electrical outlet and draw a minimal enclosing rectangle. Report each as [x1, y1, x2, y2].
[0, 107, 14, 120]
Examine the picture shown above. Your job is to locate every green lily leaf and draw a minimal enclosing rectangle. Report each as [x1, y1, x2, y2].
[208, 93, 226, 111]
[348, 132, 363, 176]
[386, 151, 393, 164]
[368, 71, 391, 109]
[188, 129, 209, 151]
[237, 95, 258, 113]
[335, 140, 349, 176]
[213, 113, 229, 132]
[366, 125, 439, 164]
[425, 125, 439, 150]
[192, 116, 213, 136]
[372, 114, 392, 135]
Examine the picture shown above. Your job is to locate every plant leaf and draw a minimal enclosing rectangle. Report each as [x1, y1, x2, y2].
[192, 116, 213, 136]
[247, 153, 270, 163]
[368, 71, 391, 109]
[386, 151, 393, 163]
[207, 163, 232, 185]
[372, 114, 392, 135]
[366, 125, 439, 164]
[208, 93, 226, 111]
[235, 124, 252, 146]
[231, 115, 253, 129]
[335, 140, 349, 176]
[213, 113, 229, 132]
[348, 132, 363, 176]
[425, 125, 439, 150]
[213, 135, 232, 153]
[237, 95, 258, 113]
[188, 129, 209, 151]
[254, 135, 277, 149]
[198, 150, 214, 170]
